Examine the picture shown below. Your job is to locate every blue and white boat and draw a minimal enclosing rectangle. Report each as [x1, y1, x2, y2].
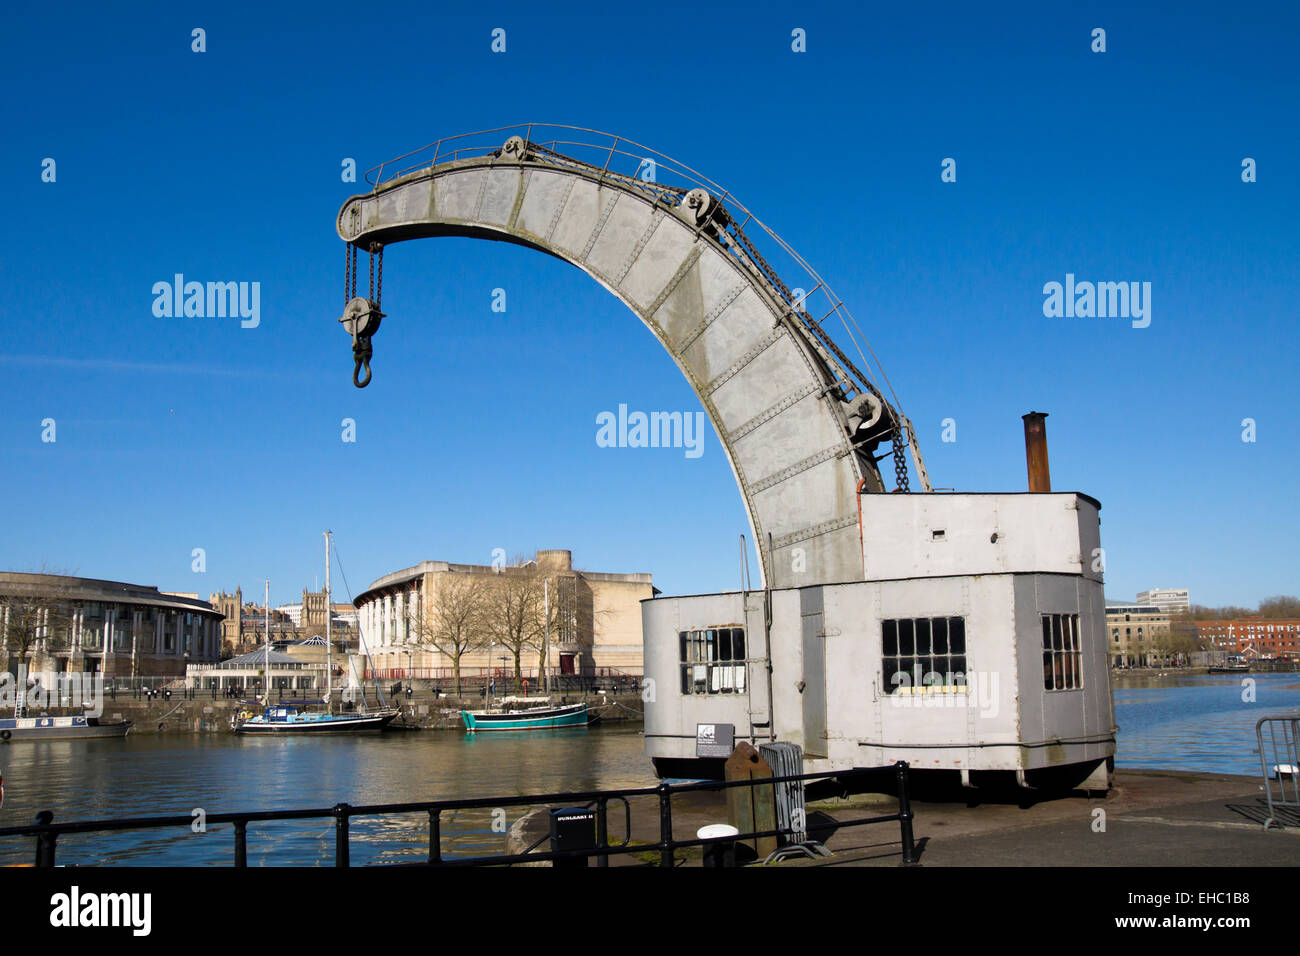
[235, 701, 398, 734]
[0, 714, 132, 741]
[461, 701, 594, 732]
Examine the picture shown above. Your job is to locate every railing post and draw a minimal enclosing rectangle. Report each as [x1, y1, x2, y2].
[428, 809, 442, 865]
[334, 803, 351, 867]
[596, 797, 609, 868]
[233, 819, 247, 867]
[657, 782, 674, 868]
[895, 760, 917, 865]
[34, 811, 57, 868]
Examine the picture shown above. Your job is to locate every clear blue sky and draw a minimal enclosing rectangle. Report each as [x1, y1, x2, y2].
[1, 1, 1296, 609]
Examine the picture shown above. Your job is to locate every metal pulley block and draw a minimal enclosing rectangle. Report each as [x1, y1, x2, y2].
[680, 188, 713, 226]
[339, 296, 384, 340]
[499, 135, 528, 161]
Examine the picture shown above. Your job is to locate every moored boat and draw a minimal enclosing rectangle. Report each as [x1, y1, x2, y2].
[234, 702, 398, 734]
[0, 715, 132, 741]
[461, 701, 593, 732]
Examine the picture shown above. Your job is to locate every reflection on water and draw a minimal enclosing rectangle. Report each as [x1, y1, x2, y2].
[0, 725, 656, 866]
[1113, 673, 1300, 776]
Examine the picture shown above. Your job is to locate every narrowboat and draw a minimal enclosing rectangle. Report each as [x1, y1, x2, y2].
[0, 715, 132, 741]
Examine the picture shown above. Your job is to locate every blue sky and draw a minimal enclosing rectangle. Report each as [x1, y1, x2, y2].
[1, 1, 1296, 609]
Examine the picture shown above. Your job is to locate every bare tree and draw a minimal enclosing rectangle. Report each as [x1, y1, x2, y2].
[477, 554, 613, 695]
[410, 571, 489, 696]
[0, 569, 79, 714]
[481, 558, 547, 695]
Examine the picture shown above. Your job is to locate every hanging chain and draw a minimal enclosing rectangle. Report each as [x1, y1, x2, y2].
[348, 243, 384, 389]
[344, 242, 352, 308]
[892, 427, 911, 492]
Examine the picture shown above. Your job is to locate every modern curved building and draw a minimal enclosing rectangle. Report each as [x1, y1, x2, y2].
[0, 572, 224, 679]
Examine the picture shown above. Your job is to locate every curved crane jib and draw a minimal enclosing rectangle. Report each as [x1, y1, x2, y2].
[332, 128, 929, 587]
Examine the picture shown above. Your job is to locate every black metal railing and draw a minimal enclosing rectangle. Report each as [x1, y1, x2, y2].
[1, 762, 917, 868]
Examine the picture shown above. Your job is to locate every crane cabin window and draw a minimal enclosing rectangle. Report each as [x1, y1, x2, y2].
[881, 616, 967, 695]
[1042, 613, 1082, 690]
[679, 627, 746, 695]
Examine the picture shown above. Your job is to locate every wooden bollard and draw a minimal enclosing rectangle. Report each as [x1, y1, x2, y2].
[724, 741, 777, 860]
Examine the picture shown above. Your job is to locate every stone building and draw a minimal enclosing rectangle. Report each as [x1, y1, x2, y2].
[1, 572, 223, 679]
[208, 588, 243, 654]
[1105, 603, 1172, 667]
[353, 550, 654, 679]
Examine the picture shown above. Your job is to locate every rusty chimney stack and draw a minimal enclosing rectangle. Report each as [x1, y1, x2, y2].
[1022, 412, 1051, 492]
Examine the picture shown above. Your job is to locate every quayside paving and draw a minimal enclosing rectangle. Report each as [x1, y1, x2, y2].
[511, 769, 1298, 867]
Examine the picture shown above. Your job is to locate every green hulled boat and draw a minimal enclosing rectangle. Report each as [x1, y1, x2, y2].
[461, 701, 594, 732]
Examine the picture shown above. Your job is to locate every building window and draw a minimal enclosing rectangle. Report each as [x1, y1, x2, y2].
[881, 617, 967, 695]
[679, 628, 746, 695]
[1042, 613, 1082, 691]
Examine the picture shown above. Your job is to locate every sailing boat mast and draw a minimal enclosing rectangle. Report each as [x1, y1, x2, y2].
[543, 577, 550, 696]
[324, 530, 332, 711]
[263, 579, 270, 705]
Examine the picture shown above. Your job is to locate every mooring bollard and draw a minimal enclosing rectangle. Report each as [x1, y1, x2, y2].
[698, 824, 739, 868]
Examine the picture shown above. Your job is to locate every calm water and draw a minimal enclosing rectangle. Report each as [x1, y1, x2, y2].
[1113, 672, 1300, 775]
[3, 676, 1299, 865]
[0, 724, 657, 866]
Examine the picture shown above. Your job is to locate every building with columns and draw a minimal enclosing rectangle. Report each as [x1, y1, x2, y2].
[1, 572, 224, 679]
[353, 550, 654, 679]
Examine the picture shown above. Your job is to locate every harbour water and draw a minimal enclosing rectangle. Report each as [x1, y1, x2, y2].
[2, 674, 1298, 865]
[1112, 671, 1300, 776]
[0, 724, 657, 867]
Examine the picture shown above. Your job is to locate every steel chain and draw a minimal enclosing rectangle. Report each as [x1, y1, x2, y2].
[893, 431, 911, 492]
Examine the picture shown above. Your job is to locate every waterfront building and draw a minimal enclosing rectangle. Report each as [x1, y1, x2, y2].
[1105, 603, 1172, 667]
[0, 572, 223, 679]
[1195, 618, 1300, 661]
[354, 550, 653, 678]
[1135, 588, 1190, 615]
[184, 647, 325, 694]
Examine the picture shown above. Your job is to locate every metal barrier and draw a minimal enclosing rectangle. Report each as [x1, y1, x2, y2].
[1256, 715, 1300, 829]
[0, 762, 917, 868]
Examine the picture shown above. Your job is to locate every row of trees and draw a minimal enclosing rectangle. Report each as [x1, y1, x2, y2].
[403, 558, 596, 696]
[1183, 595, 1300, 621]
